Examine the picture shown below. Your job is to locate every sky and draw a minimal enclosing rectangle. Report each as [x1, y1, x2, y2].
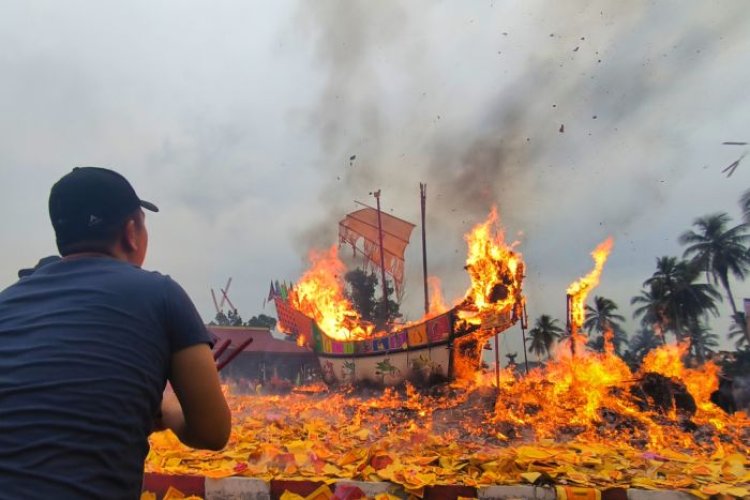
[1, 1, 749, 358]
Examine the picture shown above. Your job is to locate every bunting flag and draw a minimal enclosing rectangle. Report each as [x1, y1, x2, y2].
[427, 312, 451, 343]
[273, 296, 314, 342]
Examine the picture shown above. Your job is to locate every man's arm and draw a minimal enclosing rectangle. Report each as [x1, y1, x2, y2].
[161, 344, 231, 450]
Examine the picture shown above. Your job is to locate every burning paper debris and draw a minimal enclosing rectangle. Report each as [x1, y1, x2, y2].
[147, 343, 749, 495]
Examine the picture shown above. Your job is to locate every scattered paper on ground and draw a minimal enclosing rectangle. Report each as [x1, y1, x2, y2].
[146, 355, 749, 499]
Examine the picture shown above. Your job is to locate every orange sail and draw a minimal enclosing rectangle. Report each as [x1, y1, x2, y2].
[338, 207, 416, 295]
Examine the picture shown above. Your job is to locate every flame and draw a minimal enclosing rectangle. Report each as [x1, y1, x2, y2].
[463, 207, 524, 314]
[427, 276, 447, 315]
[150, 344, 750, 487]
[641, 341, 722, 417]
[565, 237, 613, 349]
[484, 341, 745, 451]
[286, 207, 525, 346]
[290, 245, 373, 341]
[158, 223, 750, 489]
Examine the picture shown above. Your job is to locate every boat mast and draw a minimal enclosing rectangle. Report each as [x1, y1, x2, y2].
[373, 190, 389, 319]
[420, 183, 429, 315]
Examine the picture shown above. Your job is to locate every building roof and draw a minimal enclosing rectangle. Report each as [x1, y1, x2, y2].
[207, 326, 313, 355]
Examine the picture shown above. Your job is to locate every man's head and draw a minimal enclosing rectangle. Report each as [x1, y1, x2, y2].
[49, 167, 158, 265]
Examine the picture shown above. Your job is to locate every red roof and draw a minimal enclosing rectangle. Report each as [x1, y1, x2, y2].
[207, 326, 312, 355]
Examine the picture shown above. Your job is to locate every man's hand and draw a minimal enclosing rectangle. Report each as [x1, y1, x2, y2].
[153, 388, 185, 430]
[168, 344, 231, 450]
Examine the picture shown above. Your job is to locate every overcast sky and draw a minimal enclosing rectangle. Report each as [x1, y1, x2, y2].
[2, 1, 749, 356]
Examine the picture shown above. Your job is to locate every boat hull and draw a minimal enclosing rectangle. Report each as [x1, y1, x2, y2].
[274, 295, 518, 387]
[317, 338, 453, 386]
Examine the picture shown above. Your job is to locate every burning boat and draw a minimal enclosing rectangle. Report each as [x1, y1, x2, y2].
[273, 195, 526, 386]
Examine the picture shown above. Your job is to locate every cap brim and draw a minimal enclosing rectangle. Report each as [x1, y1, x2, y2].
[140, 200, 159, 212]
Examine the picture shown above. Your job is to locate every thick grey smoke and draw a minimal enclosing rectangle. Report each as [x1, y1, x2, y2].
[292, 0, 750, 330]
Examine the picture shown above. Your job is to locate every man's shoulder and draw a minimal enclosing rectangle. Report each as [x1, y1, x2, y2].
[111, 262, 184, 295]
[53, 258, 182, 299]
[76, 258, 170, 284]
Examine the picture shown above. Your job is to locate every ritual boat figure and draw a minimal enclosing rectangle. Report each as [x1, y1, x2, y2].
[273, 189, 526, 386]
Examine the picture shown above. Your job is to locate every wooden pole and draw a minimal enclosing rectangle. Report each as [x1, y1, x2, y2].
[520, 303, 529, 374]
[494, 330, 500, 392]
[567, 294, 575, 357]
[374, 190, 389, 320]
[420, 183, 429, 315]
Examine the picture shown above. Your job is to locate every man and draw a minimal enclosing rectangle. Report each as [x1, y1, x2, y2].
[0, 167, 231, 498]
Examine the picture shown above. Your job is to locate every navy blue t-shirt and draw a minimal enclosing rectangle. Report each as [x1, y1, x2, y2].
[0, 256, 211, 499]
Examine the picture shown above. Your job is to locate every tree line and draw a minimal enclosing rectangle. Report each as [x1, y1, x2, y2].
[527, 190, 750, 368]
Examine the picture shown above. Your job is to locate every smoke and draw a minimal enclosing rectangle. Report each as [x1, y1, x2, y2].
[292, 0, 750, 319]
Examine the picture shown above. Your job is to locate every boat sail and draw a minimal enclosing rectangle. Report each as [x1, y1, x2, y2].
[338, 204, 416, 299]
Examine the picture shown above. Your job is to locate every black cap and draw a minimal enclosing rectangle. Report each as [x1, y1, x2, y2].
[49, 167, 158, 247]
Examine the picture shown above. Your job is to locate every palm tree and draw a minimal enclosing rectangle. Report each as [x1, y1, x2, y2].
[631, 287, 666, 337]
[739, 189, 750, 224]
[588, 330, 629, 355]
[527, 315, 564, 360]
[679, 213, 750, 317]
[728, 312, 749, 350]
[624, 327, 662, 368]
[584, 296, 628, 354]
[631, 256, 721, 341]
[685, 321, 719, 364]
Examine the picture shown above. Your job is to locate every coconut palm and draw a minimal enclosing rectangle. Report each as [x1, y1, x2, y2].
[685, 321, 719, 364]
[584, 296, 628, 354]
[728, 313, 749, 350]
[631, 256, 721, 341]
[624, 327, 662, 369]
[740, 189, 750, 224]
[527, 315, 564, 360]
[679, 213, 750, 317]
[631, 287, 666, 336]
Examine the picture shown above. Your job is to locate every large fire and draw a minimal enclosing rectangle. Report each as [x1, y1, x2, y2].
[147, 216, 749, 496]
[288, 207, 524, 342]
[147, 342, 749, 494]
[462, 206, 524, 317]
[289, 246, 373, 341]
